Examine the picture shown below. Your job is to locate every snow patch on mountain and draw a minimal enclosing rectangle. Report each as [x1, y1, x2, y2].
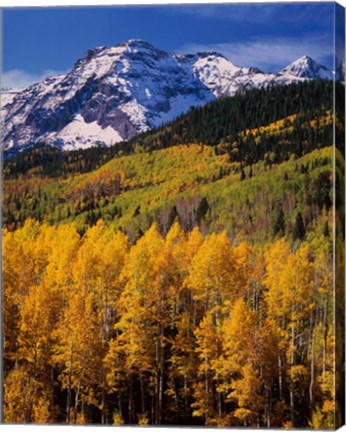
[50, 114, 123, 150]
[119, 100, 150, 134]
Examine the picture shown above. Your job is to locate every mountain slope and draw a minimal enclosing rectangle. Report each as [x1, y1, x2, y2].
[4, 80, 338, 179]
[3, 80, 339, 241]
[2, 40, 333, 155]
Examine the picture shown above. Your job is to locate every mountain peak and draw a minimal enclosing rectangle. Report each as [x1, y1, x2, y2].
[194, 51, 227, 59]
[124, 39, 154, 48]
[120, 39, 166, 55]
[290, 55, 317, 69]
[299, 55, 313, 62]
[77, 39, 163, 64]
[280, 55, 333, 79]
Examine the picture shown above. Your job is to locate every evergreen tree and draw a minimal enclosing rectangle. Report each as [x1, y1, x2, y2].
[168, 205, 179, 229]
[196, 198, 209, 224]
[293, 212, 306, 241]
[273, 208, 286, 237]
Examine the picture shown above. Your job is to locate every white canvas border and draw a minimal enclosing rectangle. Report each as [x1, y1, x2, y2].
[0, 1, 345, 432]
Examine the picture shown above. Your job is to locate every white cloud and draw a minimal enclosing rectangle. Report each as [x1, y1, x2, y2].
[177, 36, 333, 72]
[2, 69, 67, 89]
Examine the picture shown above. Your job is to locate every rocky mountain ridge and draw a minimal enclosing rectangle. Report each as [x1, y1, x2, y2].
[1, 39, 333, 154]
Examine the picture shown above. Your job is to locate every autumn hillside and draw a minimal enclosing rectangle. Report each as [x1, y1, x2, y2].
[3, 79, 344, 428]
[3, 80, 342, 244]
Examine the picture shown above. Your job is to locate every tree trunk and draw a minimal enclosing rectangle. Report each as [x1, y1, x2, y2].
[217, 378, 222, 418]
[117, 391, 122, 420]
[155, 338, 160, 424]
[322, 296, 328, 383]
[309, 327, 315, 409]
[101, 377, 107, 424]
[73, 383, 80, 424]
[101, 288, 109, 424]
[66, 346, 73, 424]
[267, 387, 272, 428]
[139, 371, 145, 415]
[205, 354, 209, 423]
[129, 375, 135, 424]
[290, 321, 295, 426]
[159, 330, 164, 424]
[278, 352, 283, 401]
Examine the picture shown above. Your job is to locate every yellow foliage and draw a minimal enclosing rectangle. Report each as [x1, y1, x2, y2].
[2, 218, 336, 426]
[113, 411, 125, 425]
[32, 391, 53, 424]
[138, 413, 149, 425]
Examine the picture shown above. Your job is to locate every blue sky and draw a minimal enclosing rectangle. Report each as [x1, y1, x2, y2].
[2, 2, 335, 88]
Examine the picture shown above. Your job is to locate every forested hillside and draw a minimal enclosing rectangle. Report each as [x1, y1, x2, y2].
[3, 80, 344, 428]
[4, 80, 339, 178]
[3, 81, 340, 242]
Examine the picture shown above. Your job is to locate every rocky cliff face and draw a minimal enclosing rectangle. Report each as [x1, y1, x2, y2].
[1, 40, 333, 154]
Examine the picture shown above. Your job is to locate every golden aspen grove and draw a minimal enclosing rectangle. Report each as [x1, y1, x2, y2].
[2, 80, 345, 427]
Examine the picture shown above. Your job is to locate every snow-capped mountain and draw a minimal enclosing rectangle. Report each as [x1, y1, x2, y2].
[1, 40, 333, 154]
[0, 88, 22, 108]
[279, 55, 333, 80]
[179, 52, 276, 97]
